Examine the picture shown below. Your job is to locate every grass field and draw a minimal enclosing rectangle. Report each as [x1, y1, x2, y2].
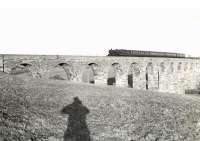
[1, 74, 200, 141]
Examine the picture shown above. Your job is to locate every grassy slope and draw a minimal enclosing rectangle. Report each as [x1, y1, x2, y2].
[1, 75, 200, 141]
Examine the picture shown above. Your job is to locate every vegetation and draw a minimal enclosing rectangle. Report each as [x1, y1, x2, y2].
[1, 75, 200, 141]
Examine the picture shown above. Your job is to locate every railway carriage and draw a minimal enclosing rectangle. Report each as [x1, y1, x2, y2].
[108, 49, 185, 58]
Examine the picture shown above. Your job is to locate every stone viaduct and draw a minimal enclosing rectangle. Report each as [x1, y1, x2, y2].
[1, 55, 200, 94]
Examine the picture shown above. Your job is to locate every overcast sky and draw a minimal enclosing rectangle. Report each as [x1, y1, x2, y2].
[1, 7, 200, 56]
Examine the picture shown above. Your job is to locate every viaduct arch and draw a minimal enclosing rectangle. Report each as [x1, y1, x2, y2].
[1, 55, 200, 94]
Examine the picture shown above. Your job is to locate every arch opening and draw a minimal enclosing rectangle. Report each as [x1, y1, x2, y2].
[160, 62, 165, 73]
[169, 62, 174, 73]
[107, 63, 121, 85]
[82, 63, 98, 84]
[53, 62, 74, 80]
[128, 63, 140, 88]
[184, 62, 188, 71]
[190, 63, 193, 70]
[145, 62, 157, 90]
[177, 62, 182, 71]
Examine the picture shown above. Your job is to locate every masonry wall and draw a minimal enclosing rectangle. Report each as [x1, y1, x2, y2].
[1, 55, 200, 94]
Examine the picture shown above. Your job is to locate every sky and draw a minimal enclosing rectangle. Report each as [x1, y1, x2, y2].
[1, 1, 200, 56]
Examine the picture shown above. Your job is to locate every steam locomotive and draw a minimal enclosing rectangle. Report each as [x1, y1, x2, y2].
[108, 49, 185, 58]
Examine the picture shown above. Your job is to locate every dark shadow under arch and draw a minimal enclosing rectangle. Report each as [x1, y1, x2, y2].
[56, 62, 70, 67]
[112, 62, 119, 66]
[88, 63, 98, 66]
[20, 63, 32, 67]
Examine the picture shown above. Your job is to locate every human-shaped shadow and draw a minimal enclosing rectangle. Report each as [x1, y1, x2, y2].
[61, 97, 91, 141]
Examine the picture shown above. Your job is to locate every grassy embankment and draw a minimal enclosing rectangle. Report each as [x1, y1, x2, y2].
[0, 74, 200, 141]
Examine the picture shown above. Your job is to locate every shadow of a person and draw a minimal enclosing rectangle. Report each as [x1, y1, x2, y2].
[61, 97, 91, 141]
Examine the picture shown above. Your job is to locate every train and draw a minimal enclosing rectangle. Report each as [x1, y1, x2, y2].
[108, 49, 185, 58]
